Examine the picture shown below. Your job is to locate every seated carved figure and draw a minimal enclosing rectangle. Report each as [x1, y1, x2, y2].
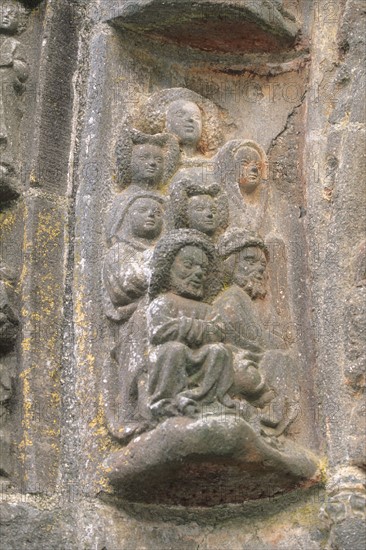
[214, 230, 299, 435]
[147, 230, 235, 418]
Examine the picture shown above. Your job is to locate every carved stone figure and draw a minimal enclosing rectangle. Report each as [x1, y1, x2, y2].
[104, 231, 318, 502]
[0, 0, 28, 200]
[169, 168, 229, 238]
[147, 230, 235, 418]
[344, 242, 366, 468]
[103, 191, 165, 441]
[0, 263, 18, 478]
[215, 139, 268, 232]
[140, 88, 222, 167]
[214, 230, 299, 436]
[103, 88, 319, 504]
[115, 127, 179, 191]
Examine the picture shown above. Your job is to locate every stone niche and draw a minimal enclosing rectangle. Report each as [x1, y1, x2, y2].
[74, 0, 322, 508]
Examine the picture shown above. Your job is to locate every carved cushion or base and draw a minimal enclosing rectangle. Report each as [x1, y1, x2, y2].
[103, 413, 320, 506]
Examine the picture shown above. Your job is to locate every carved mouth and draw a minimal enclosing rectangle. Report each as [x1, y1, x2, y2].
[189, 279, 202, 288]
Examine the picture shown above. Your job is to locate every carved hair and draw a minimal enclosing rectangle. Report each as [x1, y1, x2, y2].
[169, 169, 229, 232]
[149, 229, 219, 300]
[105, 191, 165, 247]
[139, 88, 223, 155]
[218, 229, 268, 259]
[218, 230, 268, 286]
[115, 126, 179, 189]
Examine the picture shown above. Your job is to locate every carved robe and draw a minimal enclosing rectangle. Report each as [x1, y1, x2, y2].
[103, 240, 154, 428]
[147, 292, 234, 413]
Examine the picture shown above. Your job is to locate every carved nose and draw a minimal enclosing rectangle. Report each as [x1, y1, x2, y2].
[194, 267, 204, 279]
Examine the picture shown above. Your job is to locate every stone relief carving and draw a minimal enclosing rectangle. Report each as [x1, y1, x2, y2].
[140, 88, 222, 167]
[102, 87, 319, 501]
[0, 0, 29, 201]
[344, 241, 366, 468]
[0, 263, 19, 480]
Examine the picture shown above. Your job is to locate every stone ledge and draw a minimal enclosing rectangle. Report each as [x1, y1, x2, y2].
[102, 0, 299, 53]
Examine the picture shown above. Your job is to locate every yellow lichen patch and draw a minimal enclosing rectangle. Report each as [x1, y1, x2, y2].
[22, 337, 32, 352]
[319, 457, 328, 484]
[34, 210, 63, 263]
[0, 209, 16, 237]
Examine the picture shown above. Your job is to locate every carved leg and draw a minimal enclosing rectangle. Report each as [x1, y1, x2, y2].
[148, 342, 190, 417]
[182, 343, 235, 407]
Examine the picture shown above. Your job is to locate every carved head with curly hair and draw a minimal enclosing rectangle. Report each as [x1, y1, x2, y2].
[169, 168, 229, 238]
[139, 88, 222, 158]
[115, 127, 179, 190]
[218, 230, 269, 299]
[149, 230, 219, 301]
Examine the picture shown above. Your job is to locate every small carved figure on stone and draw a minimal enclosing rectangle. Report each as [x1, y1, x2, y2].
[103, 191, 166, 442]
[140, 88, 222, 167]
[344, 241, 366, 468]
[0, 263, 18, 479]
[0, 0, 28, 198]
[215, 139, 268, 232]
[214, 230, 299, 436]
[147, 230, 235, 419]
[115, 127, 179, 192]
[169, 168, 229, 239]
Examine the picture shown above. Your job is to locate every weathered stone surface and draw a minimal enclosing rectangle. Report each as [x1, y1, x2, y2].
[0, 0, 364, 547]
[104, 0, 300, 53]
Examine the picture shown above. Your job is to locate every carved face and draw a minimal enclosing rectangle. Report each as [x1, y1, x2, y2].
[127, 197, 163, 240]
[235, 147, 262, 194]
[233, 246, 267, 299]
[187, 194, 219, 236]
[130, 144, 164, 187]
[0, 2, 20, 32]
[170, 245, 209, 299]
[166, 101, 202, 147]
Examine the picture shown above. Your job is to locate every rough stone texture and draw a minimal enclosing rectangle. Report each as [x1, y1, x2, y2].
[0, 0, 364, 548]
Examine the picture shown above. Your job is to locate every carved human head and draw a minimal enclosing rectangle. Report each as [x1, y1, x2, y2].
[0, 1, 27, 33]
[130, 143, 164, 188]
[214, 139, 268, 197]
[106, 192, 165, 247]
[170, 245, 209, 299]
[170, 169, 229, 238]
[219, 230, 268, 299]
[235, 146, 262, 194]
[140, 88, 223, 156]
[149, 230, 218, 301]
[166, 100, 202, 149]
[115, 127, 179, 190]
